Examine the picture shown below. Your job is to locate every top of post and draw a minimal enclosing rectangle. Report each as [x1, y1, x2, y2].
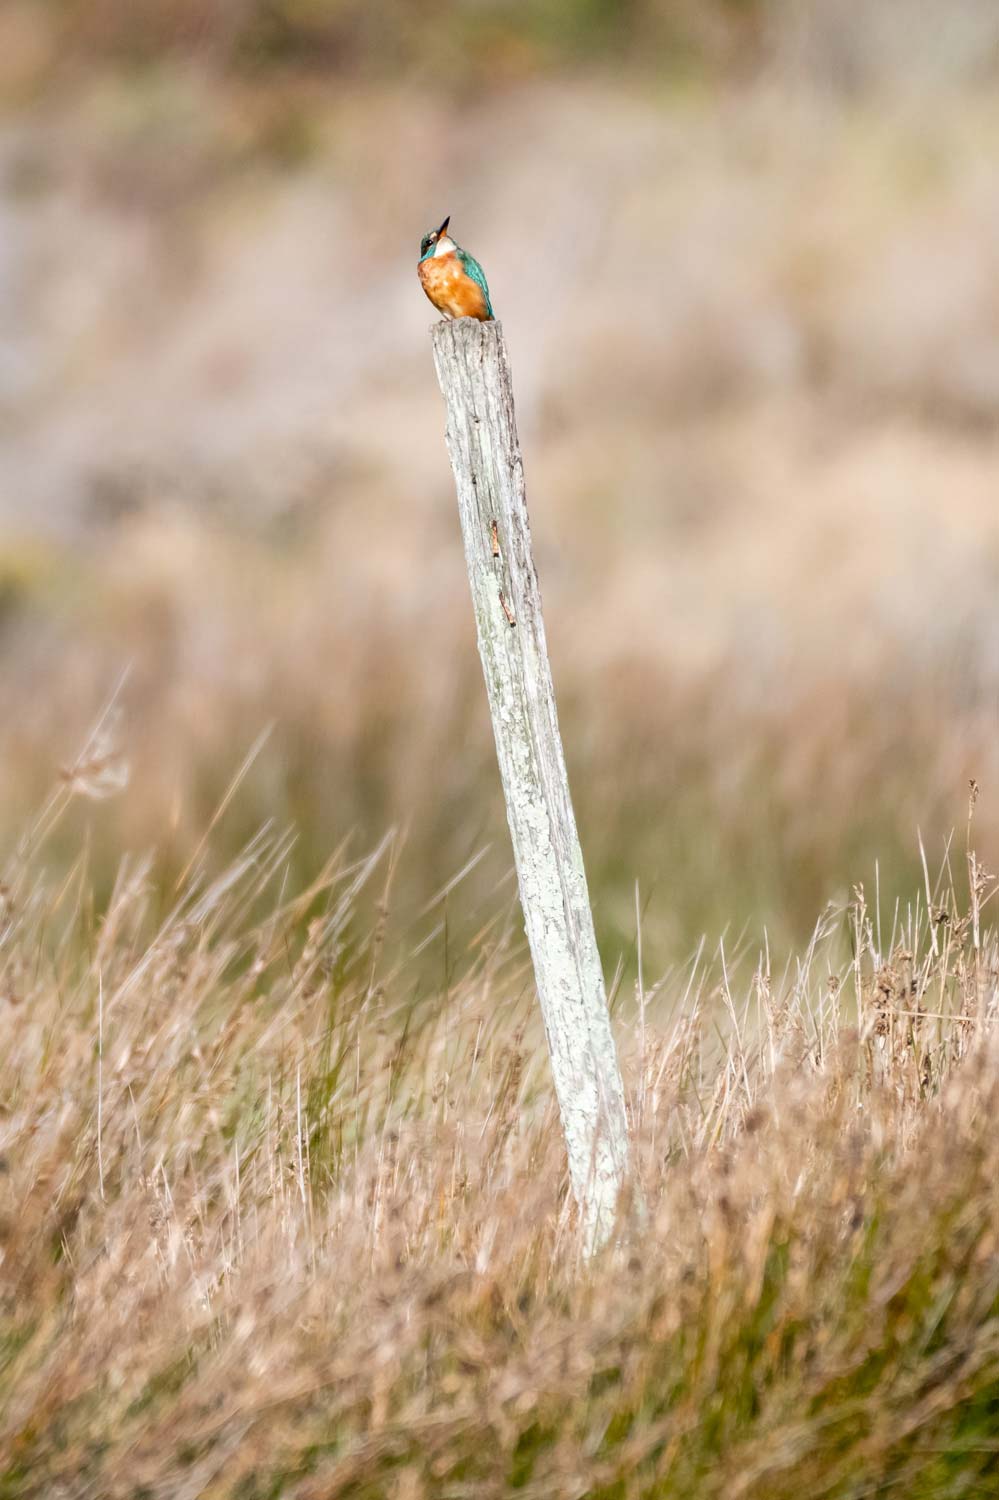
[431, 317, 504, 355]
[430, 319, 510, 398]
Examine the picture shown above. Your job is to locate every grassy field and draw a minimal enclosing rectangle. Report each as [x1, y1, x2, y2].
[3, 774, 999, 1496]
[4, 5, 999, 1493]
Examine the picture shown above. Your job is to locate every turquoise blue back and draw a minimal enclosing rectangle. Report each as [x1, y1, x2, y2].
[458, 250, 494, 318]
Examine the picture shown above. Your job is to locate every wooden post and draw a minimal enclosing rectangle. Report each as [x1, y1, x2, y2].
[430, 317, 630, 1252]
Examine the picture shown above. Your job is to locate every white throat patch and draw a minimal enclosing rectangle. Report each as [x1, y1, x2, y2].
[433, 235, 457, 257]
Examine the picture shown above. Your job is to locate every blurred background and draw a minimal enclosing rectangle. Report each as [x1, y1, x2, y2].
[2, 0, 999, 980]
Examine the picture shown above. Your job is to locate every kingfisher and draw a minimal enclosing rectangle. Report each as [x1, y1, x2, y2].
[417, 215, 494, 321]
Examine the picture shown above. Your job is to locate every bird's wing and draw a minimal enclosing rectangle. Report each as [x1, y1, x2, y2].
[458, 250, 494, 318]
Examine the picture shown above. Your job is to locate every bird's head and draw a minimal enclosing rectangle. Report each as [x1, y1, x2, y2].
[419, 215, 452, 261]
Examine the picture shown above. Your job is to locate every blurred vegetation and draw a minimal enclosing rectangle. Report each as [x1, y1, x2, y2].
[7, 0, 768, 88]
[0, 0, 992, 100]
[3, 34, 999, 975]
[0, 520, 994, 987]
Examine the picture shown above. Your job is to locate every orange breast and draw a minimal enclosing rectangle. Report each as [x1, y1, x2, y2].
[418, 253, 490, 321]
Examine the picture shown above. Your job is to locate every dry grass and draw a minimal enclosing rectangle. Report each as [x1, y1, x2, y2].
[4, 18, 999, 1495]
[3, 764, 999, 1497]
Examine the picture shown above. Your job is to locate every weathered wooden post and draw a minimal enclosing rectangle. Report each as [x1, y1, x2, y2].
[430, 317, 630, 1252]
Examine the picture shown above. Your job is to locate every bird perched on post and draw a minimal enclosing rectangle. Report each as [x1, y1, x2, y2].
[417, 216, 494, 321]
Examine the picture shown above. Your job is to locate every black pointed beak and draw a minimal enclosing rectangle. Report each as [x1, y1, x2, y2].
[436, 215, 450, 238]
